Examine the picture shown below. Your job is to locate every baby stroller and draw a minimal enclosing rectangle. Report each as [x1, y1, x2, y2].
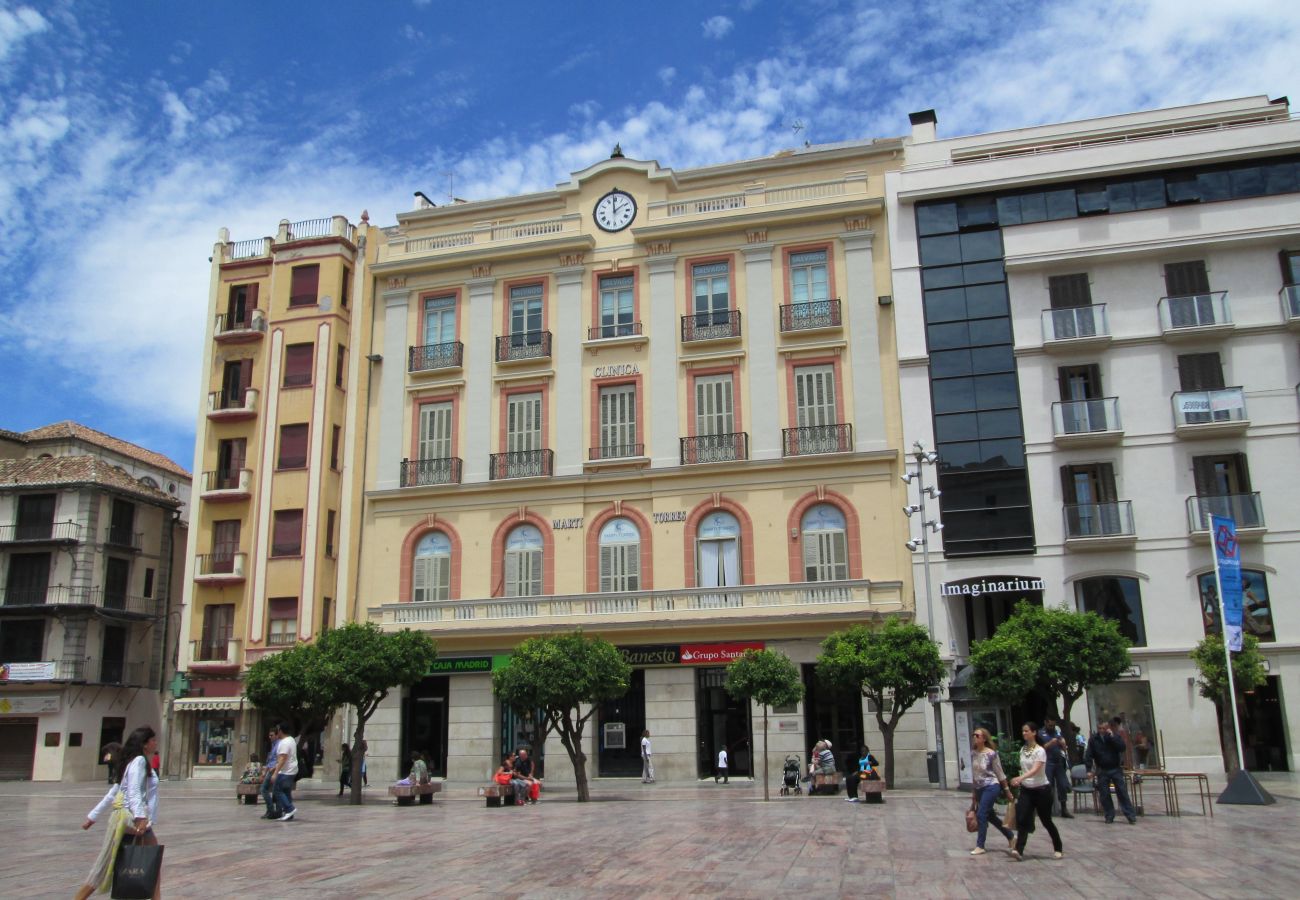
[780, 755, 803, 795]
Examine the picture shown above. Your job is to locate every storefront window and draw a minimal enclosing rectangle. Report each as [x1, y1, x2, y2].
[1075, 575, 1146, 647]
[1088, 681, 1157, 769]
[1198, 569, 1275, 642]
[195, 716, 235, 765]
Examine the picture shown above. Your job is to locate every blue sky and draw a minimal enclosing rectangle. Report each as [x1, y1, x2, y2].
[1, 0, 1296, 471]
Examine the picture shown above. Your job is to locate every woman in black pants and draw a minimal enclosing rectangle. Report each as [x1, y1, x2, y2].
[1009, 721, 1063, 860]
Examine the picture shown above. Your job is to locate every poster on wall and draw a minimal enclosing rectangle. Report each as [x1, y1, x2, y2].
[0, 694, 61, 714]
[1198, 570, 1274, 642]
[0, 662, 57, 682]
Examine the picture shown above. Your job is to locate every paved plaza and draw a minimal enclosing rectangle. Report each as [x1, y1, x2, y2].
[5, 774, 1300, 899]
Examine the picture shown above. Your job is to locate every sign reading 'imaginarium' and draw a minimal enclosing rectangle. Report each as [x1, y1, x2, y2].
[940, 576, 1044, 598]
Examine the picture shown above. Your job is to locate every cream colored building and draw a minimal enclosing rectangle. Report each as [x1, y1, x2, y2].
[357, 145, 921, 785]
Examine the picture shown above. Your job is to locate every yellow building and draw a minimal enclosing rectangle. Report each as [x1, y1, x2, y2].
[174, 216, 371, 778]
[357, 145, 921, 784]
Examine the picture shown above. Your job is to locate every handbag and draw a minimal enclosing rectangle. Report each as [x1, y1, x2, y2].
[111, 834, 164, 899]
[965, 809, 978, 833]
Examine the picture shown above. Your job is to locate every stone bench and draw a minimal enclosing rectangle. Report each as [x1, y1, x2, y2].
[236, 782, 262, 804]
[808, 772, 841, 795]
[860, 780, 886, 803]
[388, 782, 443, 806]
[478, 782, 540, 807]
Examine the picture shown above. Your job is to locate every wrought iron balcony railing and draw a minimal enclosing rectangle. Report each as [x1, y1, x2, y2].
[680, 432, 749, 464]
[408, 341, 464, 372]
[779, 300, 841, 332]
[494, 331, 552, 362]
[0, 585, 157, 615]
[489, 449, 554, 480]
[0, 521, 82, 544]
[400, 457, 463, 487]
[782, 424, 852, 456]
[195, 552, 247, 579]
[589, 443, 645, 460]
[105, 529, 143, 551]
[213, 309, 267, 339]
[681, 309, 741, 342]
[587, 322, 643, 340]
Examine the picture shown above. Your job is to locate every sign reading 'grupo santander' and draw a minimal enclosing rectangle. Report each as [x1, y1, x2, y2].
[678, 642, 765, 664]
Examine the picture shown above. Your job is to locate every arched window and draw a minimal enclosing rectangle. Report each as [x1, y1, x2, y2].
[598, 517, 640, 592]
[504, 524, 543, 597]
[696, 511, 741, 588]
[1075, 575, 1146, 647]
[801, 503, 848, 582]
[413, 532, 452, 603]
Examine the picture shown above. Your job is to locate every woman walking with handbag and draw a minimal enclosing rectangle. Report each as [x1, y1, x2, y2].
[1009, 721, 1063, 861]
[967, 728, 1015, 855]
[74, 725, 162, 898]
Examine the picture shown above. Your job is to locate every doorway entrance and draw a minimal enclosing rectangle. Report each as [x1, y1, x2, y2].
[597, 669, 646, 777]
[403, 676, 449, 778]
[1243, 676, 1289, 772]
[802, 663, 864, 771]
[696, 667, 752, 778]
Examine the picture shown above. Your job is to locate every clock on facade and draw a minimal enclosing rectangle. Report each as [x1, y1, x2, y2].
[593, 188, 637, 232]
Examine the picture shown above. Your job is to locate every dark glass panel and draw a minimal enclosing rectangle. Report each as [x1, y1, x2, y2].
[973, 373, 1019, 408]
[938, 469, 1031, 509]
[924, 287, 967, 323]
[1230, 166, 1265, 198]
[1132, 177, 1166, 210]
[917, 202, 959, 236]
[929, 349, 973, 378]
[977, 408, 1023, 438]
[1076, 184, 1109, 214]
[996, 196, 1023, 226]
[920, 234, 962, 266]
[922, 265, 965, 290]
[1018, 193, 1047, 224]
[1262, 162, 1298, 194]
[927, 321, 971, 350]
[958, 196, 998, 228]
[931, 377, 977, 413]
[977, 438, 1025, 468]
[1107, 181, 1136, 213]
[935, 440, 980, 469]
[960, 229, 1003, 262]
[967, 317, 1011, 346]
[969, 345, 1015, 375]
[1045, 189, 1077, 220]
[1166, 174, 1201, 204]
[940, 505, 1035, 540]
[1197, 170, 1231, 202]
[964, 282, 1009, 318]
[963, 261, 1005, 285]
[1077, 576, 1147, 647]
[934, 412, 979, 442]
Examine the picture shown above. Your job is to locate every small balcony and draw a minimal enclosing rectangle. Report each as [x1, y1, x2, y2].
[213, 309, 267, 343]
[408, 341, 464, 374]
[88, 658, 148, 687]
[1186, 493, 1265, 537]
[200, 468, 253, 501]
[1281, 285, 1300, 328]
[494, 331, 552, 364]
[193, 552, 248, 584]
[681, 310, 741, 343]
[1172, 388, 1248, 438]
[104, 529, 144, 553]
[782, 424, 853, 457]
[1063, 501, 1136, 549]
[489, 449, 554, 480]
[206, 388, 259, 421]
[0, 658, 87, 681]
[681, 432, 749, 465]
[400, 457, 463, 487]
[0, 585, 157, 616]
[1051, 398, 1123, 446]
[779, 300, 842, 334]
[588, 443, 646, 462]
[1040, 304, 1111, 351]
[189, 637, 241, 668]
[587, 322, 644, 341]
[0, 520, 82, 545]
[1158, 292, 1232, 340]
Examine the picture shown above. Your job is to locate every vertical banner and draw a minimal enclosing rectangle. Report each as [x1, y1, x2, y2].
[1211, 515, 1243, 651]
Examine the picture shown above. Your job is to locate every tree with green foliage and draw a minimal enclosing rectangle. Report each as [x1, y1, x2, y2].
[492, 631, 630, 802]
[1191, 633, 1267, 773]
[969, 602, 1130, 727]
[244, 641, 339, 773]
[816, 619, 943, 788]
[724, 649, 805, 801]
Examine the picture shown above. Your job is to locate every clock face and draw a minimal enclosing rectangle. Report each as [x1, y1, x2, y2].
[594, 189, 637, 232]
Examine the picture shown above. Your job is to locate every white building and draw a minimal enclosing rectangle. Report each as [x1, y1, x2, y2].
[886, 96, 1300, 783]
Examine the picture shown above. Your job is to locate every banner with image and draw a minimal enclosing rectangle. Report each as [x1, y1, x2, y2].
[1210, 515, 1243, 651]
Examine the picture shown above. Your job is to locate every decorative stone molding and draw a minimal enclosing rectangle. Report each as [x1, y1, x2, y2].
[559, 253, 586, 267]
[645, 241, 672, 256]
[745, 229, 768, 244]
[386, 277, 407, 289]
[844, 216, 870, 231]
[471, 264, 493, 279]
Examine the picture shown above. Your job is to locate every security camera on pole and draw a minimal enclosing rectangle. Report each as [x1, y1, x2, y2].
[902, 440, 948, 790]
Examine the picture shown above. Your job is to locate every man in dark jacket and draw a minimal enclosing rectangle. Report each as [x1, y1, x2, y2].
[1037, 718, 1074, 818]
[1086, 718, 1136, 824]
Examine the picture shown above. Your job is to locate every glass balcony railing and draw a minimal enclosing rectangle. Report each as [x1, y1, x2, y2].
[1063, 501, 1135, 539]
[1041, 304, 1109, 343]
[1186, 493, 1264, 532]
[1280, 285, 1300, 322]
[1052, 397, 1121, 436]
[1158, 292, 1231, 333]
[1171, 387, 1247, 427]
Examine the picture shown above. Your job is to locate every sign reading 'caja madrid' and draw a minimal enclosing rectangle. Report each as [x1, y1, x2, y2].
[940, 576, 1044, 598]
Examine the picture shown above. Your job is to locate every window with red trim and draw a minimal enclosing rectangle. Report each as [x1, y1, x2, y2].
[271, 510, 303, 557]
[283, 343, 313, 387]
[278, 424, 308, 470]
[267, 596, 298, 645]
[289, 264, 320, 307]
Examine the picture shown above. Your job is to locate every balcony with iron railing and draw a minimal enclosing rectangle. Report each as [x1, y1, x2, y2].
[206, 388, 259, 421]
[87, 658, 148, 687]
[588, 443, 646, 462]
[104, 528, 144, 552]
[1171, 387, 1248, 437]
[0, 658, 93, 681]
[782, 424, 853, 457]
[190, 637, 242, 667]
[0, 585, 159, 616]
[194, 552, 248, 583]
[1281, 285, 1300, 327]
[681, 310, 741, 343]
[371, 578, 899, 633]
[1040, 304, 1111, 350]
[1186, 493, 1265, 536]
[489, 450, 554, 480]
[779, 300, 842, 334]
[0, 520, 82, 545]
[1063, 501, 1136, 549]
[200, 468, 253, 501]
[213, 309, 267, 343]
[1157, 292, 1232, 339]
[408, 341, 464, 373]
[1051, 398, 1123, 446]
[494, 331, 552, 363]
[587, 322, 644, 341]
[400, 457, 463, 487]
[277, 215, 357, 245]
[681, 432, 749, 465]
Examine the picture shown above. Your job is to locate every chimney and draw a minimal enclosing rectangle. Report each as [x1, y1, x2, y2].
[909, 109, 937, 144]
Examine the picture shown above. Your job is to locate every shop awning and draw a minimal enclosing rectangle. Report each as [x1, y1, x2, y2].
[171, 697, 246, 711]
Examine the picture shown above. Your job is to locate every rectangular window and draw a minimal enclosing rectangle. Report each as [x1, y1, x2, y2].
[221, 359, 253, 407]
[271, 510, 304, 557]
[423, 295, 456, 345]
[108, 499, 135, 547]
[278, 424, 308, 470]
[506, 392, 542, 452]
[267, 597, 298, 645]
[283, 342, 314, 387]
[1163, 260, 1210, 298]
[103, 558, 129, 610]
[199, 604, 234, 660]
[340, 267, 351, 309]
[694, 374, 734, 436]
[599, 542, 640, 593]
[803, 530, 848, 582]
[4, 553, 51, 604]
[789, 250, 829, 304]
[1077, 577, 1147, 647]
[216, 438, 247, 487]
[211, 520, 240, 572]
[1192, 453, 1251, 496]
[598, 275, 635, 337]
[504, 546, 542, 598]
[289, 264, 320, 307]
[509, 283, 543, 343]
[1048, 273, 1092, 309]
[330, 425, 341, 470]
[598, 384, 637, 455]
[1280, 250, 1300, 286]
[1177, 353, 1225, 392]
[15, 493, 55, 540]
[325, 510, 336, 558]
[692, 262, 730, 324]
[143, 568, 155, 599]
[335, 344, 346, 388]
[793, 365, 837, 427]
[321, 596, 332, 632]
[413, 549, 451, 603]
[419, 402, 453, 460]
[227, 283, 259, 325]
[0, 619, 45, 662]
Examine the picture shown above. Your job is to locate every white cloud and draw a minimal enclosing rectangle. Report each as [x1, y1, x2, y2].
[402, 23, 424, 41]
[161, 91, 194, 140]
[658, 66, 676, 87]
[702, 15, 734, 39]
[0, 5, 47, 64]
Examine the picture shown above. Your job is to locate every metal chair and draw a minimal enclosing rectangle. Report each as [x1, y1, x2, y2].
[1069, 764, 1097, 813]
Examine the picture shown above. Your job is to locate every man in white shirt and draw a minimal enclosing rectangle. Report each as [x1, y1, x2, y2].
[716, 747, 729, 784]
[268, 722, 299, 821]
[640, 729, 655, 783]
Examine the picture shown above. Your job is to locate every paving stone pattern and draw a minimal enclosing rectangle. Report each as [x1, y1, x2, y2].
[5, 777, 1300, 898]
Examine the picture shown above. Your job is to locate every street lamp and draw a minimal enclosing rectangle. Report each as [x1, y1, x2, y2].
[903, 440, 949, 790]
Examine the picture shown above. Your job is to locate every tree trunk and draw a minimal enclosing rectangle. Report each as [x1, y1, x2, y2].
[349, 710, 366, 805]
[761, 706, 770, 802]
[1215, 696, 1241, 774]
[555, 715, 590, 802]
[876, 711, 896, 789]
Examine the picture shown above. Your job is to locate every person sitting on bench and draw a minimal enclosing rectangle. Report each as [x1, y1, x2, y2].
[512, 747, 539, 804]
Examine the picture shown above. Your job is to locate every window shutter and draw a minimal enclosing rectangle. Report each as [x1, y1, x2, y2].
[247, 282, 260, 310]
[527, 550, 542, 596]
[1098, 463, 1118, 502]
[1163, 261, 1209, 297]
[828, 531, 848, 580]
[599, 545, 614, 592]
[1060, 466, 1079, 504]
[290, 265, 320, 306]
[434, 554, 450, 600]
[802, 533, 822, 581]
[795, 366, 836, 427]
[504, 551, 520, 597]
[284, 344, 314, 386]
[239, 358, 253, 393]
[278, 424, 308, 469]
[1048, 274, 1092, 309]
[624, 543, 640, 591]
[1233, 453, 1252, 492]
[1192, 457, 1218, 496]
[412, 556, 430, 603]
[1177, 353, 1224, 391]
[420, 403, 452, 459]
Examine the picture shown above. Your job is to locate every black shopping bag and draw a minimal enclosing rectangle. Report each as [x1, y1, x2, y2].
[111, 838, 164, 899]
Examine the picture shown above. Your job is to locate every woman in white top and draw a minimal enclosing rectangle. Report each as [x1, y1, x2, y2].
[74, 725, 162, 899]
[1008, 721, 1063, 861]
